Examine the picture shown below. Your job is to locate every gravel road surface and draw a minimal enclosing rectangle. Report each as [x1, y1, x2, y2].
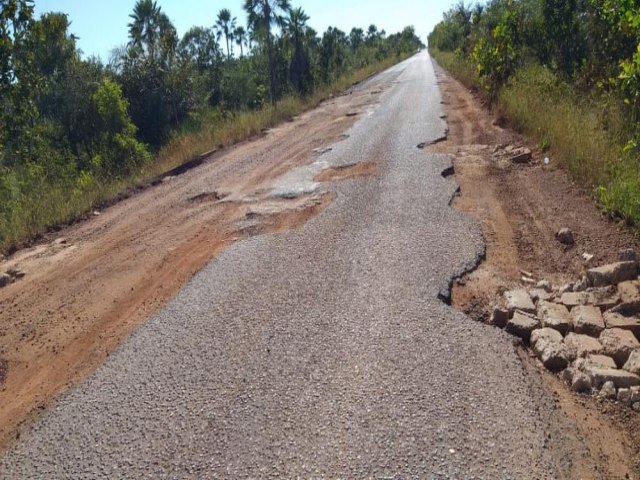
[0, 52, 557, 478]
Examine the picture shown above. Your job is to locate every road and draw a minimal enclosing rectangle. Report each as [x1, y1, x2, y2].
[0, 52, 557, 478]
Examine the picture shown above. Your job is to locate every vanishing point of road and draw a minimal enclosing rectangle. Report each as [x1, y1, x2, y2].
[0, 53, 557, 478]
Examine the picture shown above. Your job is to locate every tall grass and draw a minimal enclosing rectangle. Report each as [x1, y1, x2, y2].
[430, 50, 481, 92]
[0, 56, 406, 254]
[432, 50, 640, 228]
[499, 64, 627, 186]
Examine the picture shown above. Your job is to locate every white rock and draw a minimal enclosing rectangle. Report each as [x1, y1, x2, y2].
[531, 328, 568, 371]
[536, 280, 552, 292]
[556, 228, 574, 245]
[623, 350, 640, 375]
[618, 388, 632, 405]
[582, 253, 595, 264]
[599, 380, 617, 399]
[530, 288, 553, 303]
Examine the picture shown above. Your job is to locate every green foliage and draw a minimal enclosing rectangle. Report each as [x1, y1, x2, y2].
[90, 79, 149, 176]
[542, 0, 587, 76]
[471, 7, 520, 100]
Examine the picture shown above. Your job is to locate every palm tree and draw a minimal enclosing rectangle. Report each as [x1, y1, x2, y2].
[215, 8, 236, 60]
[283, 7, 311, 93]
[243, 0, 291, 102]
[128, 0, 162, 59]
[127, 0, 176, 63]
[349, 27, 364, 51]
[366, 24, 379, 45]
[234, 26, 247, 58]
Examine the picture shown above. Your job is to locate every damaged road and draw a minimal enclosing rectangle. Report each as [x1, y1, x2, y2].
[432, 60, 640, 478]
[1, 53, 571, 477]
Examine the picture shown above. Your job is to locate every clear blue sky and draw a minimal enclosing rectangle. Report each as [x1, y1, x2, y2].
[34, 0, 457, 61]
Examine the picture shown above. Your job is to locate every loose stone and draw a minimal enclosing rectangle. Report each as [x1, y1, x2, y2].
[571, 305, 605, 337]
[556, 228, 575, 245]
[531, 328, 569, 371]
[537, 301, 572, 335]
[599, 328, 640, 367]
[623, 350, 640, 375]
[505, 290, 536, 315]
[564, 333, 603, 361]
[505, 311, 540, 342]
[587, 261, 638, 287]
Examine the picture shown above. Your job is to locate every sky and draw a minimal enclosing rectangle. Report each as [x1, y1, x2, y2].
[33, 0, 458, 61]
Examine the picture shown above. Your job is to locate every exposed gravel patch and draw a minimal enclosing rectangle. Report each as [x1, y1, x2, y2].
[0, 53, 557, 478]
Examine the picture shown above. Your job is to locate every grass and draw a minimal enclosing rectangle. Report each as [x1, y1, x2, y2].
[431, 48, 640, 229]
[0, 56, 406, 254]
[430, 50, 481, 92]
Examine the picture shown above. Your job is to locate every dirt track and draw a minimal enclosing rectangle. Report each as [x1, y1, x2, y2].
[432, 63, 640, 479]
[0, 77, 391, 448]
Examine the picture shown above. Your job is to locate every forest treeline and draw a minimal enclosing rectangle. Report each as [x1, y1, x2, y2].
[429, 0, 640, 227]
[0, 0, 423, 252]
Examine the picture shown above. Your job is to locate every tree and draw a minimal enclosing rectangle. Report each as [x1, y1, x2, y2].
[243, 0, 291, 102]
[320, 27, 347, 83]
[127, 0, 177, 64]
[283, 7, 312, 93]
[215, 8, 236, 61]
[542, 0, 587, 76]
[366, 24, 379, 44]
[89, 78, 149, 176]
[179, 26, 219, 70]
[349, 27, 364, 51]
[234, 25, 247, 58]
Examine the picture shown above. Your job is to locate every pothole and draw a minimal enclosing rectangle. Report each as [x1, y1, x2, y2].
[313, 161, 378, 182]
[233, 192, 335, 238]
[441, 165, 455, 178]
[187, 191, 228, 203]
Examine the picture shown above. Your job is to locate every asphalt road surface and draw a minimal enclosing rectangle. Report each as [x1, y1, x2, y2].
[0, 52, 557, 478]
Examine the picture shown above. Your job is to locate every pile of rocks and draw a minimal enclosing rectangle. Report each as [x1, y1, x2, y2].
[492, 256, 640, 409]
[492, 145, 532, 164]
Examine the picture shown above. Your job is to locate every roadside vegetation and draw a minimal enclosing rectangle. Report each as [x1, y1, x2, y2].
[0, 0, 423, 253]
[429, 0, 640, 228]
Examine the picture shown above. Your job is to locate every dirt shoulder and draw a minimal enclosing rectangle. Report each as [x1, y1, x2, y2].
[432, 61, 640, 479]
[0, 78, 392, 448]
